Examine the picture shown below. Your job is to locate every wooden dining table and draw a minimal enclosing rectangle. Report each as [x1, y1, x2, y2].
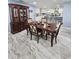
[28, 21, 57, 47]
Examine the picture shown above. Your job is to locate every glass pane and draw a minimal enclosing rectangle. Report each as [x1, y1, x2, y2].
[16, 9, 18, 17]
[20, 9, 23, 16]
[24, 10, 26, 16]
[13, 8, 18, 17]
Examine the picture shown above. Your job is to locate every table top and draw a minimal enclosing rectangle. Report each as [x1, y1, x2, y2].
[29, 21, 57, 33]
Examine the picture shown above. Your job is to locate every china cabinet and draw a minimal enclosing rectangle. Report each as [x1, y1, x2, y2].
[9, 4, 29, 33]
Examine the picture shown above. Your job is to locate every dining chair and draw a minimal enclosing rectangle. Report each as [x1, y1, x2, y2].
[41, 18, 47, 24]
[41, 18, 47, 37]
[54, 22, 63, 43]
[25, 18, 32, 35]
[29, 24, 42, 43]
[46, 22, 62, 43]
[28, 18, 32, 23]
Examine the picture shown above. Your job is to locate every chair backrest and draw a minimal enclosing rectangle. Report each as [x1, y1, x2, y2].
[29, 24, 37, 33]
[28, 18, 32, 23]
[41, 18, 47, 24]
[55, 22, 63, 36]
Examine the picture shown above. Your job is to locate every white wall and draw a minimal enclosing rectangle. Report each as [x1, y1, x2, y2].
[8, 7, 11, 32]
[63, 2, 71, 27]
[29, 6, 36, 21]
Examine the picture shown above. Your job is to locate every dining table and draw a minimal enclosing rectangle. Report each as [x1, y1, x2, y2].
[28, 21, 57, 47]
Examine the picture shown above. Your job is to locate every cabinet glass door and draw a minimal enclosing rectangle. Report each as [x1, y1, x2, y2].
[20, 9, 23, 21]
[24, 10, 26, 16]
[13, 8, 18, 17]
[20, 9, 23, 16]
[13, 8, 19, 22]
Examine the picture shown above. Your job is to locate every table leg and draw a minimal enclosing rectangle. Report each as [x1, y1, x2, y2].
[41, 32, 43, 37]
[37, 31, 39, 43]
[55, 36, 57, 43]
[27, 28, 28, 35]
[51, 33, 54, 47]
[30, 32, 32, 40]
[46, 33, 47, 40]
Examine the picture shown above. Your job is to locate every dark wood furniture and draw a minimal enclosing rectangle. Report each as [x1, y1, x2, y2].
[29, 21, 57, 46]
[54, 23, 63, 43]
[37, 23, 57, 46]
[29, 24, 42, 43]
[8, 4, 29, 34]
[46, 22, 63, 45]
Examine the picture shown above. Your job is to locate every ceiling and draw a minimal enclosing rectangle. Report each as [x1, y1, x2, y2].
[22, 0, 71, 8]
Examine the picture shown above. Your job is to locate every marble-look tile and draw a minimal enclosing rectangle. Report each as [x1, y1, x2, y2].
[8, 27, 71, 59]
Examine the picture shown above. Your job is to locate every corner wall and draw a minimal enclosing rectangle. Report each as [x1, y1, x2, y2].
[63, 2, 71, 27]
